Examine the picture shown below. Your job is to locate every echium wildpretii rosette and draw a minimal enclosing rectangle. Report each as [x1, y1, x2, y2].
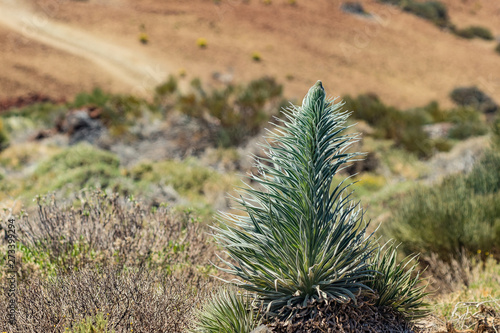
[213, 81, 376, 318]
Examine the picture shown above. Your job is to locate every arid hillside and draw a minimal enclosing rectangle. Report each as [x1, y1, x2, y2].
[1, 0, 499, 108]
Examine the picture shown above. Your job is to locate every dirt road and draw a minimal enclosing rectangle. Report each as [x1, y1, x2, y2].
[0, 0, 170, 96]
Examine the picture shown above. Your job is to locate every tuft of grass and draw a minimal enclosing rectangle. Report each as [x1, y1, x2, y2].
[70, 312, 114, 333]
[251, 51, 262, 62]
[430, 257, 500, 331]
[139, 32, 149, 44]
[190, 288, 262, 333]
[197, 37, 208, 48]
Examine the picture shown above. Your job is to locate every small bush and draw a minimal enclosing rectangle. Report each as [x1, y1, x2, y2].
[446, 107, 488, 139]
[197, 37, 208, 48]
[378, 0, 403, 5]
[492, 116, 500, 148]
[496, 43, 500, 54]
[70, 312, 114, 333]
[73, 87, 112, 109]
[2, 189, 218, 280]
[139, 32, 149, 44]
[31, 143, 122, 193]
[450, 86, 498, 113]
[386, 151, 500, 262]
[1, 102, 66, 128]
[176, 76, 284, 147]
[402, 1, 449, 27]
[72, 89, 152, 137]
[251, 51, 262, 62]
[0, 266, 208, 332]
[454, 26, 494, 40]
[0, 119, 9, 151]
[343, 94, 433, 157]
[378, 0, 450, 28]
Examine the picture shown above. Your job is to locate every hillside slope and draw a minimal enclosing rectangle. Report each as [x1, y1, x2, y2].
[0, 0, 499, 108]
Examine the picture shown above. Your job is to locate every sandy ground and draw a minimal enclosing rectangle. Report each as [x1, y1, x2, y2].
[0, 0, 499, 108]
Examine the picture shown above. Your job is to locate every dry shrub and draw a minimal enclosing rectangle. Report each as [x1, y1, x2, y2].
[0, 266, 215, 333]
[1, 189, 220, 281]
[268, 296, 414, 333]
[422, 252, 474, 295]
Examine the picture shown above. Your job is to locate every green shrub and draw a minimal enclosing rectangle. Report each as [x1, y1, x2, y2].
[454, 26, 494, 40]
[447, 107, 488, 140]
[386, 151, 500, 262]
[496, 43, 500, 54]
[421, 100, 448, 123]
[73, 87, 112, 109]
[31, 143, 122, 193]
[0, 119, 9, 151]
[377, 0, 403, 5]
[465, 151, 500, 194]
[190, 288, 261, 333]
[403, 1, 449, 27]
[70, 312, 114, 333]
[1, 102, 66, 128]
[139, 32, 149, 44]
[213, 81, 427, 321]
[454, 27, 475, 39]
[251, 51, 262, 61]
[449, 86, 498, 113]
[343, 94, 433, 157]
[492, 116, 500, 148]
[378, 0, 450, 28]
[155, 75, 178, 102]
[72, 89, 152, 137]
[176, 76, 284, 147]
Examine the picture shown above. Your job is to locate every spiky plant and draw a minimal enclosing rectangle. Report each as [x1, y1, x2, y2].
[214, 81, 375, 317]
[190, 287, 261, 333]
[366, 242, 429, 320]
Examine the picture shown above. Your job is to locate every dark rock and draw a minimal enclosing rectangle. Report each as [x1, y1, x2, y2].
[64, 109, 106, 145]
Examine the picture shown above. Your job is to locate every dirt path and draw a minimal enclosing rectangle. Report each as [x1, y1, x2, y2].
[0, 0, 170, 95]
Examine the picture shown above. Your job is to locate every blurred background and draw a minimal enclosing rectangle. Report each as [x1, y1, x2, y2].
[0, 0, 499, 331]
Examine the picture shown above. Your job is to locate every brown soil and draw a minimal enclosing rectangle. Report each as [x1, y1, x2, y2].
[0, 0, 499, 108]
